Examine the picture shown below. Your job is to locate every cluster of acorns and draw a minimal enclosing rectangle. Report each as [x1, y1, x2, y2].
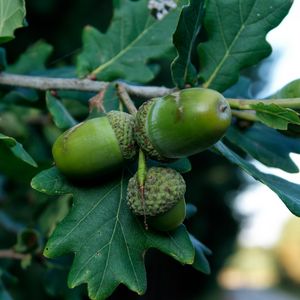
[52, 88, 232, 231]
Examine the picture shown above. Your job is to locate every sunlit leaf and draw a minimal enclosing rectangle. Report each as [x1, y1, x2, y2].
[0, 0, 26, 44]
[250, 103, 300, 130]
[171, 0, 204, 88]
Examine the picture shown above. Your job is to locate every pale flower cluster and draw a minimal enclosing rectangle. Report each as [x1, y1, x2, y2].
[148, 0, 177, 20]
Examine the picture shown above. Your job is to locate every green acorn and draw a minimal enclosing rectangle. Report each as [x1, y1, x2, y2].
[52, 111, 137, 179]
[135, 88, 231, 160]
[127, 167, 186, 231]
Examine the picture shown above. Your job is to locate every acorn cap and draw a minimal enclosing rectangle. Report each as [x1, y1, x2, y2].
[134, 100, 166, 161]
[127, 167, 186, 217]
[107, 111, 137, 159]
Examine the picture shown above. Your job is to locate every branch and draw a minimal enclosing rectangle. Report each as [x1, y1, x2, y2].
[0, 249, 29, 260]
[0, 72, 174, 98]
[231, 109, 258, 122]
[116, 83, 138, 115]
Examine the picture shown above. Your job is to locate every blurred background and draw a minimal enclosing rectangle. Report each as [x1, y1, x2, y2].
[214, 1, 300, 299]
[1, 0, 300, 299]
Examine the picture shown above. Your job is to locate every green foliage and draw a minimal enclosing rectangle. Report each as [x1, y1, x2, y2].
[198, 0, 292, 92]
[148, 157, 192, 174]
[215, 142, 300, 217]
[0, 279, 12, 300]
[46, 92, 77, 130]
[270, 78, 300, 99]
[226, 124, 300, 173]
[0, 133, 37, 167]
[0, 47, 7, 70]
[250, 103, 300, 130]
[171, 0, 204, 88]
[77, 0, 187, 82]
[190, 234, 211, 274]
[7, 40, 53, 74]
[31, 167, 209, 300]
[0, 0, 26, 44]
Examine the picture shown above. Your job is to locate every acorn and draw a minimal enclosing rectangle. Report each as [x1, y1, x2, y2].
[135, 88, 231, 160]
[127, 167, 186, 231]
[52, 111, 137, 180]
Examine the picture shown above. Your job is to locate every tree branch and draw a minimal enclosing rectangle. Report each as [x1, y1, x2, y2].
[231, 109, 258, 122]
[0, 72, 174, 98]
[116, 83, 138, 115]
[0, 249, 29, 260]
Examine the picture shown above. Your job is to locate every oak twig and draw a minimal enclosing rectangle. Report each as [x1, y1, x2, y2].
[0, 72, 173, 98]
[116, 83, 138, 115]
[0, 249, 29, 260]
[231, 110, 258, 122]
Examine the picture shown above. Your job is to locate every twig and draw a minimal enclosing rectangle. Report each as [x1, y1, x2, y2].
[0, 249, 29, 260]
[0, 72, 173, 98]
[121, 82, 175, 98]
[116, 83, 138, 115]
[228, 97, 300, 110]
[231, 109, 258, 122]
[137, 149, 148, 230]
[89, 89, 107, 113]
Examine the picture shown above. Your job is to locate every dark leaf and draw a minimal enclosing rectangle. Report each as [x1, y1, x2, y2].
[226, 124, 300, 173]
[31, 167, 206, 300]
[148, 157, 192, 174]
[0, 279, 12, 300]
[0, 133, 37, 167]
[7, 40, 53, 74]
[198, 0, 292, 92]
[77, 0, 186, 82]
[46, 92, 77, 130]
[190, 234, 211, 274]
[171, 0, 204, 88]
[223, 76, 252, 98]
[186, 203, 197, 219]
[0, 47, 7, 70]
[1, 88, 39, 104]
[214, 142, 300, 217]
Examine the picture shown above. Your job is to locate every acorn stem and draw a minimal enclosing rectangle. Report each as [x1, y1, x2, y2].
[227, 97, 300, 110]
[116, 83, 138, 115]
[137, 149, 148, 230]
[231, 110, 258, 122]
